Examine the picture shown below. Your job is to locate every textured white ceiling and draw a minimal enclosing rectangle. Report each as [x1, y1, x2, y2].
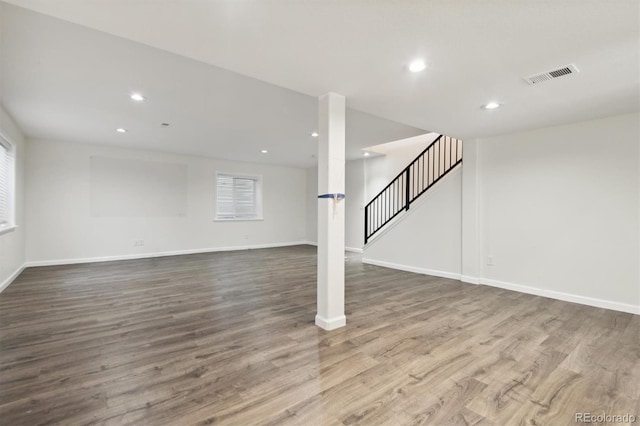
[1, 0, 639, 166]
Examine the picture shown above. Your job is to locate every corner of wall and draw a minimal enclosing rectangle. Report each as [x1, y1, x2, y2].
[0, 104, 27, 292]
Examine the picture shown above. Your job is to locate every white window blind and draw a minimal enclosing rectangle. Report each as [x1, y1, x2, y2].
[0, 140, 12, 227]
[216, 174, 260, 219]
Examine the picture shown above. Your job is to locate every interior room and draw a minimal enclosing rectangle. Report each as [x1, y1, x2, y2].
[0, 1, 638, 425]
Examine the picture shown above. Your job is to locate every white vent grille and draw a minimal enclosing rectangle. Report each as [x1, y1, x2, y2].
[524, 64, 579, 85]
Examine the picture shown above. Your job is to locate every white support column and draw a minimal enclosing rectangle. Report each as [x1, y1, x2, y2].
[316, 92, 346, 330]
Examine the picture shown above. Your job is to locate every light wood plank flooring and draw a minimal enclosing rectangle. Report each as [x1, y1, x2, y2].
[1, 245, 638, 425]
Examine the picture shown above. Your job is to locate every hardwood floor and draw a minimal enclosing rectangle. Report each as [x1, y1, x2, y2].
[1, 245, 638, 425]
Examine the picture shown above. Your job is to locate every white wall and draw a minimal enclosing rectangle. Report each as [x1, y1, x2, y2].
[475, 113, 639, 313]
[345, 159, 365, 250]
[362, 169, 462, 278]
[361, 113, 639, 314]
[0, 105, 26, 290]
[305, 166, 318, 244]
[25, 139, 307, 264]
[461, 138, 480, 283]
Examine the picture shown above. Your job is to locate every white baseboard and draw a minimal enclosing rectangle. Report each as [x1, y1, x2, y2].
[461, 275, 480, 284]
[0, 263, 26, 293]
[479, 277, 639, 315]
[362, 260, 638, 315]
[24, 241, 308, 268]
[303, 241, 363, 254]
[315, 314, 346, 330]
[362, 258, 461, 280]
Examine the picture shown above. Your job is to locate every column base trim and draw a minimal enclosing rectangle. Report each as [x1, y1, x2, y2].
[315, 314, 346, 330]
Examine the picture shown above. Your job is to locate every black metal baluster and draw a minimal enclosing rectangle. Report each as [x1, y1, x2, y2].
[383, 190, 386, 225]
[412, 163, 416, 202]
[398, 178, 401, 211]
[381, 192, 384, 227]
[425, 148, 429, 190]
[382, 191, 385, 226]
[391, 182, 394, 217]
[420, 154, 424, 194]
[401, 176, 404, 210]
[386, 188, 389, 224]
[432, 146, 435, 185]
[438, 138, 441, 178]
[435, 141, 439, 181]
[395, 180, 398, 214]
[377, 196, 380, 231]
[444, 138, 451, 170]
[451, 137, 454, 168]
[444, 137, 447, 170]
[392, 181, 395, 216]
[405, 167, 410, 211]
[391, 180, 396, 216]
[423, 152, 426, 190]
[413, 163, 417, 201]
[451, 137, 454, 167]
[443, 137, 446, 171]
[371, 201, 374, 237]
[445, 137, 449, 169]
[364, 205, 368, 244]
[417, 155, 420, 194]
[417, 156, 420, 195]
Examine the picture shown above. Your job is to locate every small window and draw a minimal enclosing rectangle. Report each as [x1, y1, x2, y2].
[0, 134, 15, 233]
[215, 173, 262, 220]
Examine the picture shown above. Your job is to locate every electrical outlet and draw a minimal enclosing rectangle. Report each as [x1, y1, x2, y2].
[133, 239, 144, 247]
[487, 255, 494, 266]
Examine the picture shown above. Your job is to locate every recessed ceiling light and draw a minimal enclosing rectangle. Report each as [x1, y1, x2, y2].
[130, 93, 145, 102]
[311, 132, 319, 138]
[363, 152, 371, 157]
[408, 59, 427, 73]
[116, 128, 127, 133]
[483, 102, 501, 110]
[261, 149, 268, 154]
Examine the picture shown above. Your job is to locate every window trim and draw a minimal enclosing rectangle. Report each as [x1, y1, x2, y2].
[0, 132, 16, 235]
[214, 172, 263, 221]
[0, 225, 18, 236]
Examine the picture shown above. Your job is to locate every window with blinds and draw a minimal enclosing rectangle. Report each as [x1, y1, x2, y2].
[215, 173, 262, 220]
[0, 136, 15, 230]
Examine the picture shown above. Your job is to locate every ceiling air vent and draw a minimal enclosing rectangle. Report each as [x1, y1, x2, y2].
[524, 64, 579, 85]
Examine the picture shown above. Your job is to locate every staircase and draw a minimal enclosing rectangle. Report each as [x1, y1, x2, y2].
[364, 134, 463, 243]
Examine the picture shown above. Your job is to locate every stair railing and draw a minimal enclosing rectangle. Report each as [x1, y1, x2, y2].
[364, 135, 463, 244]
